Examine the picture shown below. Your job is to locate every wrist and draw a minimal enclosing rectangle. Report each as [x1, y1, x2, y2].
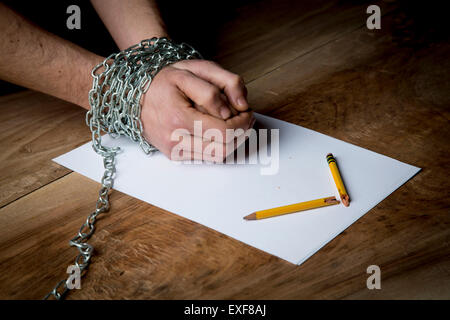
[76, 54, 105, 110]
[118, 29, 169, 50]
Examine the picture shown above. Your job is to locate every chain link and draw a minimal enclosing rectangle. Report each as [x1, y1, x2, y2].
[44, 37, 202, 300]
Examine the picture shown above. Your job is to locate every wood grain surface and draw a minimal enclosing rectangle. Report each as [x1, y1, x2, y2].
[0, 0, 449, 299]
[215, 0, 396, 82]
[0, 92, 88, 208]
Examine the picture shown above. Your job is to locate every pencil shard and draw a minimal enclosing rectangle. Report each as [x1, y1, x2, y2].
[244, 212, 257, 220]
[340, 194, 350, 207]
[326, 153, 351, 207]
[324, 196, 340, 204]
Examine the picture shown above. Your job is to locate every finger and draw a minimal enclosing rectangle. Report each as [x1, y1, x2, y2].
[173, 103, 248, 142]
[171, 131, 235, 155]
[220, 92, 239, 116]
[192, 103, 209, 115]
[169, 133, 251, 162]
[193, 93, 237, 117]
[168, 133, 229, 161]
[171, 150, 224, 163]
[172, 69, 232, 120]
[182, 108, 254, 143]
[175, 60, 249, 111]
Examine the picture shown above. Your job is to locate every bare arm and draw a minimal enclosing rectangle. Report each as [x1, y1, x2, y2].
[0, 3, 102, 110]
[0, 2, 254, 161]
[90, 0, 167, 50]
[91, 0, 250, 112]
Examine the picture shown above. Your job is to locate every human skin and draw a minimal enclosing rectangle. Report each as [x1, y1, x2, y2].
[0, 1, 254, 160]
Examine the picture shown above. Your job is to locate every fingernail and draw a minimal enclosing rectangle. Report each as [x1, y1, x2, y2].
[237, 97, 248, 108]
[220, 106, 231, 119]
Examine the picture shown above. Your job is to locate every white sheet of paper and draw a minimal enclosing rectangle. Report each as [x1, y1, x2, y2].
[54, 114, 420, 265]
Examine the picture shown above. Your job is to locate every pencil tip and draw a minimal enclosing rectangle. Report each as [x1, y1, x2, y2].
[341, 195, 350, 207]
[244, 213, 257, 220]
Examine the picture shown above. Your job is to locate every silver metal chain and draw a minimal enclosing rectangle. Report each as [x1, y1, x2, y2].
[44, 37, 201, 300]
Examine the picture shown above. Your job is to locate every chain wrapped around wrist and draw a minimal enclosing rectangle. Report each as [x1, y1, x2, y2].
[44, 37, 202, 300]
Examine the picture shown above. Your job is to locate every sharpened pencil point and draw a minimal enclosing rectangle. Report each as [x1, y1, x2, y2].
[244, 212, 257, 220]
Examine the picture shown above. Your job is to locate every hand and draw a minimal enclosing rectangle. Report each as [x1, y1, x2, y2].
[172, 59, 249, 116]
[140, 59, 255, 161]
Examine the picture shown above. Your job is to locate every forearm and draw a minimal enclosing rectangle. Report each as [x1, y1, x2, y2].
[0, 3, 103, 110]
[91, 0, 168, 50]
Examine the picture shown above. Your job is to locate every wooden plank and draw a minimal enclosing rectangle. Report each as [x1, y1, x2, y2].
[215, 0, 396, 82]
[343, 257, 450, 299]
[246, 6, 450, 117]
[0, 91, 88, 207]
[249, 11, 450, 155]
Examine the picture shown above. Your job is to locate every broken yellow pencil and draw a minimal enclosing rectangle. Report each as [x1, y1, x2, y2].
[326, 153, 350, 207]
[244, 196, 340, 220]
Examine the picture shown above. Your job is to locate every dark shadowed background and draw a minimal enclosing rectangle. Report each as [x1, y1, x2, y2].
[1, 0, 448, 95]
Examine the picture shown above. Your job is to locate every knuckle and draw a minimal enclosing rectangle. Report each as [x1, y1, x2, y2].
[203, 60, 219, 68]
[203, 87, 221, 105]
[229, 74, 243, 87]
[173, 59, 188, 68]
[170, 68, 189, 83]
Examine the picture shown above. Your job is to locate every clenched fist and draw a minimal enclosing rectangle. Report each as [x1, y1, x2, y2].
[141, 59, 255, 161]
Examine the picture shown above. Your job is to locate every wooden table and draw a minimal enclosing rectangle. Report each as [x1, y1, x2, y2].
[1, 0, 449, 299]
